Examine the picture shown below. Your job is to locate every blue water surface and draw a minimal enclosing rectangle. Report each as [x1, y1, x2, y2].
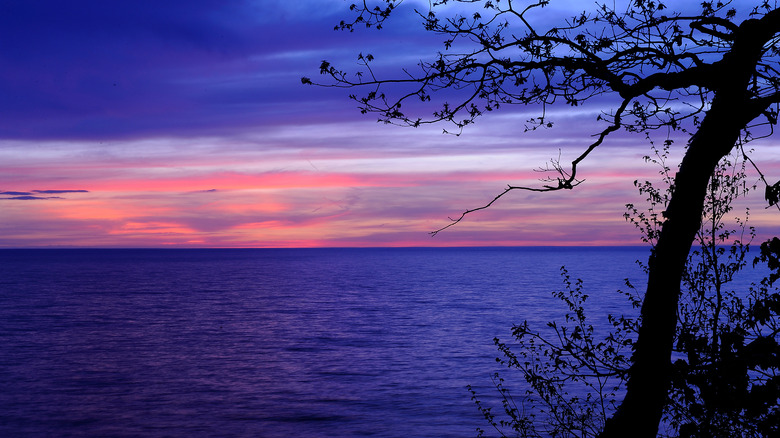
[0, 247, 651, 437]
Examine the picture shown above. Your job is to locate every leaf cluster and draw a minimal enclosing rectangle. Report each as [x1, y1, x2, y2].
[472, 150, 780, 437]
[311, 0, 780, 133]
[305, 0, 780, 221]
[472, 267, 640, 437]
[661, 154, 778, 437]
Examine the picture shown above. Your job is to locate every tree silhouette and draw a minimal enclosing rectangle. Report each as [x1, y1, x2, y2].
[468, 150, 779, 437]
[304, 1, 780, 436]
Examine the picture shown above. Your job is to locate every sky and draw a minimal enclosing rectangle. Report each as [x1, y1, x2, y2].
[2, 0, 780, 248]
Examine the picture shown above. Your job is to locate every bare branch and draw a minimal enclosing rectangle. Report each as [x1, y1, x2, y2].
[430, 98, 630, 236]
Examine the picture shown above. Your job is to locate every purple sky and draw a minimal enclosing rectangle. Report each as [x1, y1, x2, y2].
[1, 0, 778, 247]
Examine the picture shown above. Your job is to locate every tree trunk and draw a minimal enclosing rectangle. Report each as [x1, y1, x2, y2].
[598, 17, 779, 437]
[599, 107, 741, 437]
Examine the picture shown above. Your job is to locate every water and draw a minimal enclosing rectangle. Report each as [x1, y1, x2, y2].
[0, 247, 654, 437]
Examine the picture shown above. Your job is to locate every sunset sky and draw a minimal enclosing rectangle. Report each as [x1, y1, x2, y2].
[2, 0, 780, 248]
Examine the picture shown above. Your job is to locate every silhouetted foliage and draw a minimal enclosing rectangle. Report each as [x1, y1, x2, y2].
[309, 1, 780, 435]
[468, 266, 639, 437]
[630, 149, 780, 437]
[469, 151, 779, 437]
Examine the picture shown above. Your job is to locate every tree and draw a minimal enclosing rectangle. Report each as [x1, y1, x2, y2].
[468, 148, 780, 437]
[304, 1, 780, 436]
[662, 151, 779, 437]
[469, 147, 779, 437]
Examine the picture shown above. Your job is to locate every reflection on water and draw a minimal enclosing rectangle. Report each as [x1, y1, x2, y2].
[0, 247, 656, 437]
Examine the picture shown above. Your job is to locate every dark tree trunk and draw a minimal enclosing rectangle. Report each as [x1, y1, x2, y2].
[599, 17, 780, 437]
[599, 107, 741, 437]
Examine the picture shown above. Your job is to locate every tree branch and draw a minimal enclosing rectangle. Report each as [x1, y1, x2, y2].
[430, 98, 630, 236]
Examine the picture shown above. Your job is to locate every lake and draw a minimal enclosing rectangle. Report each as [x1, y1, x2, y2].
[0, 247, 660, 437]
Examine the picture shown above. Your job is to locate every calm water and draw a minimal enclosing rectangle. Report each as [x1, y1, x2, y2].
[0, 247, 656, 437]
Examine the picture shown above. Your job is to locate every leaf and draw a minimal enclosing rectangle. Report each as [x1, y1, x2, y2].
[765, 181, 780, 206]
